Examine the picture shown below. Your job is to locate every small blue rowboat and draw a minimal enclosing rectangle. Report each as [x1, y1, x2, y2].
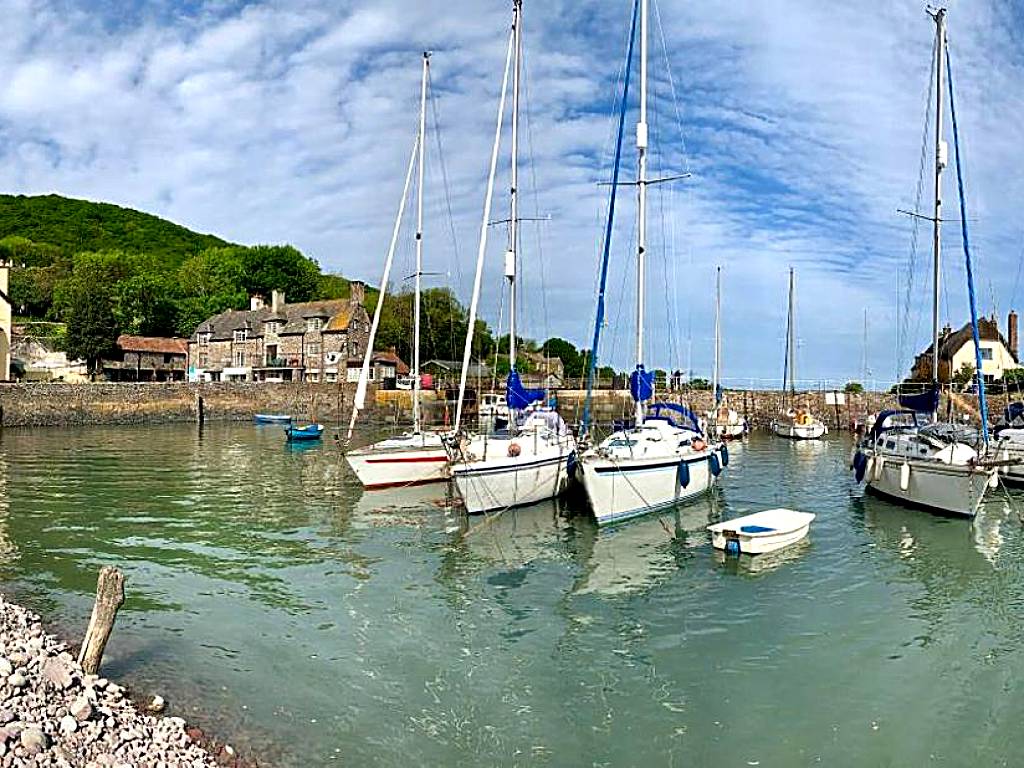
[255, 414, 292, 424]
[285, 423, 324, 442]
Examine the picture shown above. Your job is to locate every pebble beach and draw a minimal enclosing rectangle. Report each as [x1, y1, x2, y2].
[0, 593, 223, 767]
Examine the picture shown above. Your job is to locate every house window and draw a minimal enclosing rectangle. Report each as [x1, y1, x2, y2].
[198, 332, 211, 345]
[980, 348, 993, 361]
[164, 353, 173, 364]
[233, 350, 246, 367]
[305, 342, 322, 359]
[368, 367, 375, 381]
[307, 318, 322, 332]
[326, 372, 337, 383]
[267, 321, 280, 335]
[350, 341, 359, 356]
[233, 329, 248, 343]
[265, 344, 278, 365]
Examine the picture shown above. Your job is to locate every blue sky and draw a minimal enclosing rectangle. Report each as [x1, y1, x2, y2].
[1, 0, 1022, 388]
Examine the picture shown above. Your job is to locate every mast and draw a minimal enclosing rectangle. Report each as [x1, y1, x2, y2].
[412, 51, 430, 434]
[929, 6, 946, 405]
[454, 20, 515, 433]
[634, 0, 649, 427]
[862, 307, 868, 385]
[787, 268, 796, 398]
[506, 0, 522, 375]
[713, 266, 721, 404]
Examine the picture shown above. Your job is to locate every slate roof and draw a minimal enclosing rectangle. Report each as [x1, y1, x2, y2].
[194, 299, 357, 340]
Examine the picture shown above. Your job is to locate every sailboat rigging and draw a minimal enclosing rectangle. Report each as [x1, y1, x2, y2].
[771, 268, 827, 439]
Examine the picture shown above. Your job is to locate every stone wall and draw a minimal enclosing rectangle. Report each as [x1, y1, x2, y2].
[0, 382, 366, 427]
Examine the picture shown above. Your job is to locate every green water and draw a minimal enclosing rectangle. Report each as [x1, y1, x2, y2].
[1, 423, 1023, 766]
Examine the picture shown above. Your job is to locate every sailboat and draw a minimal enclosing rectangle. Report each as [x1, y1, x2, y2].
[850, 7, 996, 516]
[708, 266, 746, 440]
[446, 0, 576, 514]
[344, 53, 449, 489]
[770, 268, 827, 439]
[575, 0, 727, 528]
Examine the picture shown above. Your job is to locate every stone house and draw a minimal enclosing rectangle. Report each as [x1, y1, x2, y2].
[188, 284, 371, 383]
[102, 335, 189, 382]
[345, 349, 410, 384]
[911, 311, 1020, 384]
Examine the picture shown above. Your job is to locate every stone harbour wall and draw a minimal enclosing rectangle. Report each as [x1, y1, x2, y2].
[0, 382, 367, 428]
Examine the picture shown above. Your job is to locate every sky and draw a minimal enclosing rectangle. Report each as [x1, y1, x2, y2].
[2, 0, 1023, 388]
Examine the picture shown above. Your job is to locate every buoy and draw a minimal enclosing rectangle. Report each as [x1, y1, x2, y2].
[677, 461, 691, 489]
[873, 456, 884, 481]
[725, 539, 740, 556]
[721, 444, 730, 467]
[900, 461, 910, 491]
[853, 451, 867, 482]
[692, 438, 706, 452]
[709, 453, 723, 477]
[989, 471, 999, 489]
[865, 456, 875, 482]
[508, 443, 521, 458]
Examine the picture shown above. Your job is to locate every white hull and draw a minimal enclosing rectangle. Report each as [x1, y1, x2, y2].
[708, 508, 815, 555]
[345, 435, 449, 489]
[451, 446, 573, 514]
[580, 449, 722, 527]
[865, 455, 992, 517]
[714, 422, 746, 440]
[771, 420, 827, 440]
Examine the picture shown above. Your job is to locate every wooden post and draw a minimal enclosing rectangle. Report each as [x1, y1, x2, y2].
[78, 566, 125, 675]
[195, 394, 204, 425]
[832, 391, 842, 431]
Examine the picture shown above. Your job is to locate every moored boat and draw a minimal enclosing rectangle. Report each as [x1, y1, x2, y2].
[771, 268, 827, 440]
[346, 432, 448, 489]
[255, 413, 292, 424]
[286, 423, 324, 441]
[708, 508, 815, 555]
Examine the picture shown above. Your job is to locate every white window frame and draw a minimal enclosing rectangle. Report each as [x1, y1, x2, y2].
[233, 329, 248, 343]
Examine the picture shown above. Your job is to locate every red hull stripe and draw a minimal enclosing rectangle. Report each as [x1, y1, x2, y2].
[364, 477, 447, 490]
[364, 455, 448, 464]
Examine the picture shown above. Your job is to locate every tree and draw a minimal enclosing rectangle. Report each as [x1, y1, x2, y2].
[689, 378, 712, 391]
[56, 252, 127, 373]
[114, 273, 179, 336]
[240, 245, 320, 302]
[844, 381, 865, 394]
[541, 337, 584, 380]
[952, 362, 976, 387]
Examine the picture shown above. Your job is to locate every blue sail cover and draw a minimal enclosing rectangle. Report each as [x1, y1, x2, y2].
[715, 384, 723, 405]
[630, 365, 655, 402]
[506, 370, 544, 410]
[898, 387, 939, 414]
[1005, 402, 1024, 424]
[649, 403, 702, 434]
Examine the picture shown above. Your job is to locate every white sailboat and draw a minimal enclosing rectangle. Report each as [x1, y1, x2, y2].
[446, 0, 576, 514]
[344, 53, 448, 489]
[576, 0, 726, 527]
[771, 268, 827, 440]
[851, 8, 995, 516]
[708, 266, 747, 440]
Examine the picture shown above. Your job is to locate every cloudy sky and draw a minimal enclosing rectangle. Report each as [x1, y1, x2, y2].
[1, 0, 1022, 387]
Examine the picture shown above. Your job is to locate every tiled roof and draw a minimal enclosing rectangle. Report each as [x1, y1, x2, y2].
[194, 299, 359, 340]
[117, 335, 188, 355]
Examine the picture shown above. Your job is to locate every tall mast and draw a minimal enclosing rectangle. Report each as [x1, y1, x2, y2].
[787, 267, 796, 398]
[930, 7, 946, 399]
[861, 307, 868, 385]
[634, 0, 649, 427]
[412, 51, 430, 434]
[713, 266, 721, 403]
[506, 0, 522, 374]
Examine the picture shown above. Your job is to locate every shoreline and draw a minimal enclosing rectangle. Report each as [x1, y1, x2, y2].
[0, 591, 253, 767]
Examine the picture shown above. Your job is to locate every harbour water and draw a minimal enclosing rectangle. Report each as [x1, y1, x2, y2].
[1, 423, 1023, 766]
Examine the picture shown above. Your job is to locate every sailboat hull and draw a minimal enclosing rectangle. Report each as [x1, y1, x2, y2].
[579, 451, 719, 527]
[346, 435, 449, 489]
[771, 420, 827, 440]
[865, 457, 993, 517]
[451, 448, 572, 514]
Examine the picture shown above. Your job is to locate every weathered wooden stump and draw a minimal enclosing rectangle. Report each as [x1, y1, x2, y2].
[78, 566, 125, 675]
[195, 394, 205, 425]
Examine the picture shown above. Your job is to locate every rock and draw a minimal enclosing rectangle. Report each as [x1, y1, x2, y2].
[19, 727, 48, 755]
[41, 657, 73, 689]
[6, 672, 25, 689]
[216, 744, 236, 765]
[0, 710, 12, 725]
[70, 696, 93, 722]
[0, 659, 11, 677]
[6, 652, 27, 667]
[145, 695, 166, 714]
[59, 715, 77, 735]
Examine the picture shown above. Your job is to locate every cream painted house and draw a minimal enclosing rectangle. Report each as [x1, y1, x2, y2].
[911, 312, 1020, 384]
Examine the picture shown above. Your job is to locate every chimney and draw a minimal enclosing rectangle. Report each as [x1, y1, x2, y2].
[271, 290, 285, 314]
[250, 295, 264, 311]
[349, 280, 365, 307]
[1010, 310, 1019, 360]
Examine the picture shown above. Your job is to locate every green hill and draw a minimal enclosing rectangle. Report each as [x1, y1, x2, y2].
[0, 194, 231, 264]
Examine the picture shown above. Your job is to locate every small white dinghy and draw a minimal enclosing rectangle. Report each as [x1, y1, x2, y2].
[708, 508, 815, 556]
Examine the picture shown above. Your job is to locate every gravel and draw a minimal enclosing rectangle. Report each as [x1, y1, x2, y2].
[0, 592, 224, 767]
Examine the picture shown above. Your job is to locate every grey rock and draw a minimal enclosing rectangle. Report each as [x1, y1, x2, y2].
[6, 672, 25, 689]
[145, 695, 166, 714]
[0, 659, 11, 677]
[59, 715, 77, 735]
[0, 711, 12, 725]
[70, 696, 93, 722]
[19, 727, 48, 754]
[41, 657, 73, 689]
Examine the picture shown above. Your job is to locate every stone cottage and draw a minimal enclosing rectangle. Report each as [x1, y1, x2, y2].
[103, 335, 189, 382]
[188, 283, 371, 383]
